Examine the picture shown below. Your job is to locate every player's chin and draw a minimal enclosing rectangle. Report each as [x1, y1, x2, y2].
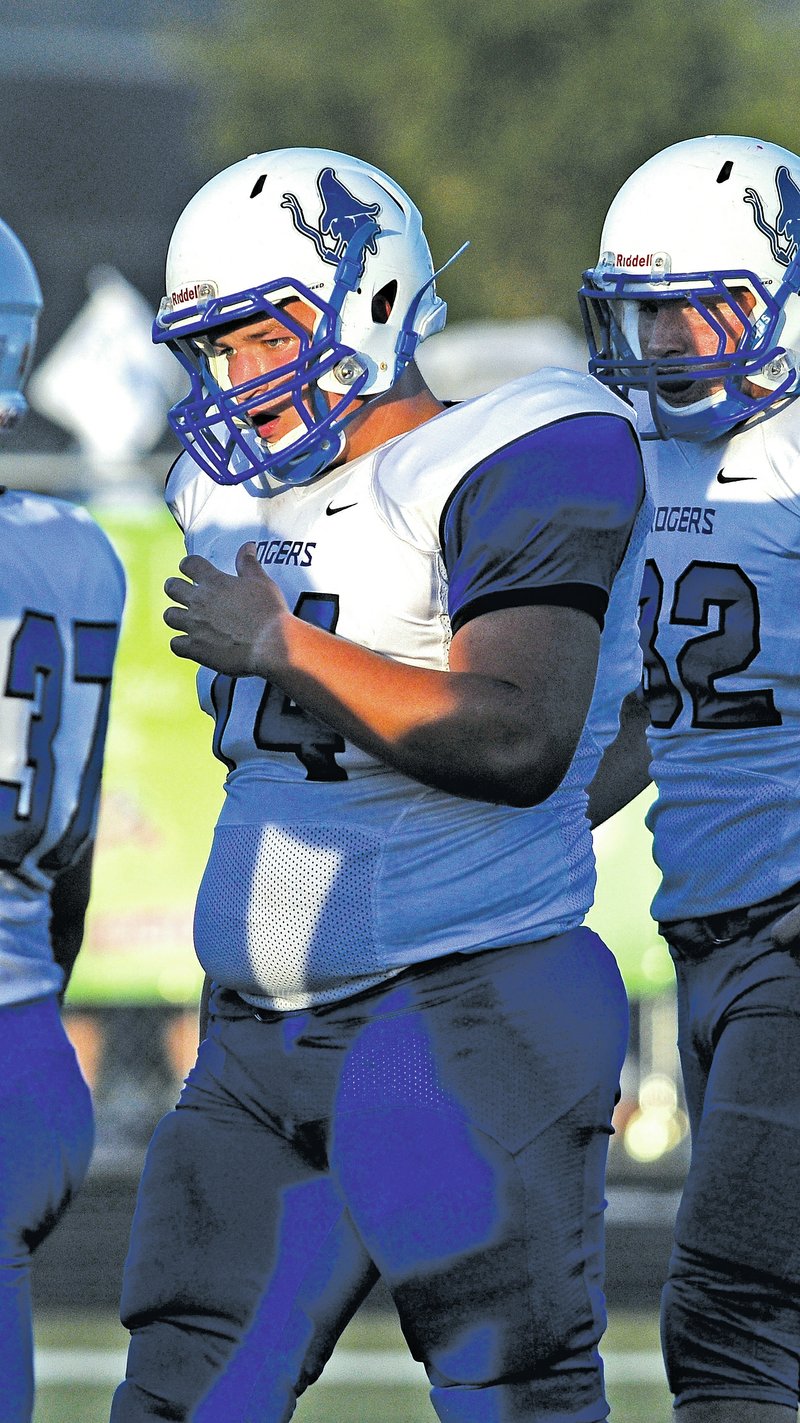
[656, 377, 718, 407]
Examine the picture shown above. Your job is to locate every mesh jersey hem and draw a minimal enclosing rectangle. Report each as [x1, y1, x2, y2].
[232, 927, 587, 1014]
[237, 966, 402, 1012]
[646, 757, 800, 921]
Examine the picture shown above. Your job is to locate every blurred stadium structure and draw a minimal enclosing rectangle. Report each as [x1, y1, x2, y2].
[27, 266, 186, 476]
[417, 318, 587, 396]
[0, 2, 211, 456]
[5, 0, 688, 1322]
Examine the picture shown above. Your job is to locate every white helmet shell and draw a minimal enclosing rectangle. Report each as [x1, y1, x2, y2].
[601, 135, 800, 279]
[580, 135, 800, 439]
[154, 148, 449, 485]
[163, 148, 445, 395]
[0, 218, 41, 431]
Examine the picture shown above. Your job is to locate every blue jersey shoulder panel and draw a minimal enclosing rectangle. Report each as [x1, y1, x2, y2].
[441, 412, 644, 634]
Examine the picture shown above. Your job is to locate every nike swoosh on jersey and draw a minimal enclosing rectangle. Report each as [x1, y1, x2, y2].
[716, 469, 756, 483]
[325, 501, 358, 515]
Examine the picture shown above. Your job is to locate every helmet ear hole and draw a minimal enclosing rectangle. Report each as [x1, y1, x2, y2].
[371, 281, 397, 324]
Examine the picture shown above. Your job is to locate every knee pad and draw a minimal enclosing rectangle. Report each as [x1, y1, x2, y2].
[662, 1246, 800, 1409]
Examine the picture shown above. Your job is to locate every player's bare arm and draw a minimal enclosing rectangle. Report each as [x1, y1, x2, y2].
[49, 840, 95, 995]
[164, 542, 600, 807]
[586, 687, 652, 829]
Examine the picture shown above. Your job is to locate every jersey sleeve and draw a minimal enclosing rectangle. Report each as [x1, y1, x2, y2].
[441, 412, 644, 634]
[165, 450, 216, 536]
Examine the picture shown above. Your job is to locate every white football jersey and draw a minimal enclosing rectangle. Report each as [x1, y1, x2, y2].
[0, 490, 125, 1006]
[169, 370, 647, 1010]
[641, 395, 800, 921]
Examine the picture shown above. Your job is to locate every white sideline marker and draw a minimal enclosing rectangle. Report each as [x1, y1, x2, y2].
[35, 1347, 664, 1388]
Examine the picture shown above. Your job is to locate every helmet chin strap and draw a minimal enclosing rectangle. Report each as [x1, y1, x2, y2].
[254, 371, 364, 486]
[650, 385, 730, 440]
[262, 422, 347, 484]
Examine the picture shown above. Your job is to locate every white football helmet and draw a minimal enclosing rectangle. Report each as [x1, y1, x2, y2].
[153, 147, 450, 486]
[579, 136, 800, 439]
[0, 218, 41, 431]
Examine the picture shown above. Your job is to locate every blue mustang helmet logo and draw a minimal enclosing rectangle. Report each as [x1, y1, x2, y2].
[744, 164, 800, 267]
[281, 167, 383, 278]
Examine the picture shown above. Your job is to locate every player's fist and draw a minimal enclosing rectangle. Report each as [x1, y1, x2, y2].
[163, 543, 289, 676]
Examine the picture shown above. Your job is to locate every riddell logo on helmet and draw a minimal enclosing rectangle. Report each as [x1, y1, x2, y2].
[615, 253, 654, 268]
[171, 280, 218, 306]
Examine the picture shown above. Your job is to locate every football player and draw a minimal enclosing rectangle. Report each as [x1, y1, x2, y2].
[0, 219, 125, 1420]
[582, 135, 800, 1423]
[111, 146, 648, 1423]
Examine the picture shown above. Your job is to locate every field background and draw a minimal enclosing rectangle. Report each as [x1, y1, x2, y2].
[33, 1306, 671, 1422]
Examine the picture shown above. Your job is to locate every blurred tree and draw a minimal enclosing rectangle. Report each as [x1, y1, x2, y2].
[179, 0, 797, 328]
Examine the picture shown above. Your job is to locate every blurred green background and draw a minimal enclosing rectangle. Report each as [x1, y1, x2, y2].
[182, 0, 800, 328]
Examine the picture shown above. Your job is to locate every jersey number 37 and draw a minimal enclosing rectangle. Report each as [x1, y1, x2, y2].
[0, 610, 118, 876]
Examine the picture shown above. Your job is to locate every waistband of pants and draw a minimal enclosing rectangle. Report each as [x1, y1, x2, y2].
[660, 880, 800, 959]
[227, 940, 553, 1021]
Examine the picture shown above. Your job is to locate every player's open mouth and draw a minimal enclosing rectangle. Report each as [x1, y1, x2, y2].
[249, 407, 284, 441]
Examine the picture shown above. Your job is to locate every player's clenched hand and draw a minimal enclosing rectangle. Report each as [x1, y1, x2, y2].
[772, 901, 800, 956]
[164, 542, 289, 675]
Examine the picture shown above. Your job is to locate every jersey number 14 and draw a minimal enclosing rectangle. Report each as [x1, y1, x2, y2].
[211, 592, 348, 782]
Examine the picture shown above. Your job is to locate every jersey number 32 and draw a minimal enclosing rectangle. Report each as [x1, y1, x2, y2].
[639, 558, 781, 730]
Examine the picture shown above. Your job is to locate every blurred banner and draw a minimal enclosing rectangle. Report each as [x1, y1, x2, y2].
[66, 503, 669, 1006]
[67, 502, 220, 1005]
